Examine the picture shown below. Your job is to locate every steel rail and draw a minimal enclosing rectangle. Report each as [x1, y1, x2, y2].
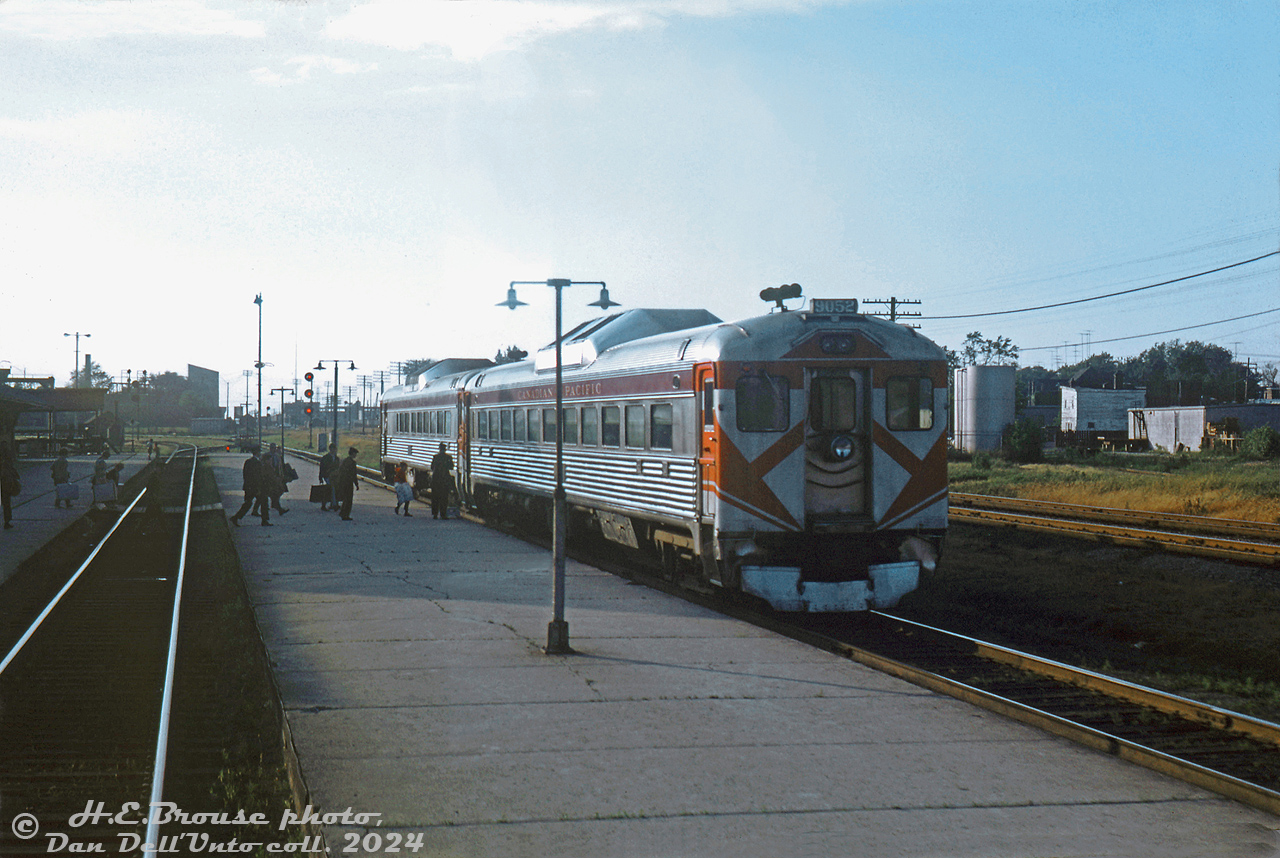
[818, 617, 1280, 816]
[870, 612, 1280, 751]
[144, 445, 199, 848]
[949, 506, 1280, 565]
[951, 492, 1280, 543]
[0, 485, 149, 677]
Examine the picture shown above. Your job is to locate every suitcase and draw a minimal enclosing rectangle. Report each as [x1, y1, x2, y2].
[309, 484, 330, 503]
[56, 483, 80, 501]
[92, 482, 116, 504]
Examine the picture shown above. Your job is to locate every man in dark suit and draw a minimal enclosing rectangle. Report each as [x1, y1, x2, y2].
[229, 448, 271, 526]
[336, 447, 360, 521]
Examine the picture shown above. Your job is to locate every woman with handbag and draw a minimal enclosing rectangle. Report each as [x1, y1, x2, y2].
[51, 447, 75, 508]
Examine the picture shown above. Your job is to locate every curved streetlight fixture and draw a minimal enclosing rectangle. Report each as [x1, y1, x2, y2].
[502, 279, 619, 654]
[314, 359, 357, 452]
[63, 332, 91, 388]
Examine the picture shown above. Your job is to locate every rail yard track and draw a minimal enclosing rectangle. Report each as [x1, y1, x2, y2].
[950, 491, 1280, 566]
[0, 448, 296, 855]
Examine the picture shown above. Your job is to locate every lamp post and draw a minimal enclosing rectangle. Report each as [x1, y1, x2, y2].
[500, 279, 619, 654]
[63, 332, 91, 388]
[271, 387, 295, 457]
[314, 360, 357, 451]
[254, 294, 264, 452]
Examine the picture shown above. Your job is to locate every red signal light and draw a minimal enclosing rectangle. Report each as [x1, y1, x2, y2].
[304, 371, 314, 383]
[304, 406, 313, 415]
[304, 388, 314, 399]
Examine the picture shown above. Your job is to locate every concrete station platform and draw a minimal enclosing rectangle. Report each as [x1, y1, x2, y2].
[0, 450, 150, 587]
[54, 449, 1272, 856]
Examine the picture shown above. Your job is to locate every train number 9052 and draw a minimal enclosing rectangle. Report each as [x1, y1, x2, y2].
[810, 298, 858, 315]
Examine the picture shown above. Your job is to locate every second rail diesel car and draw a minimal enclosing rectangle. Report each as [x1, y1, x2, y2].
[380, 294, 948, 611]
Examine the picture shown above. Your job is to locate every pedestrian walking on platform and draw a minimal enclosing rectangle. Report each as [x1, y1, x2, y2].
[263, 443, 289, 515]
[1, 442, 18, 529]
[52, 447, 73, 508]
[336, 446, 360, 520]
[229, 447, 271, 527]
[393, 461, 413, 516]
[91, 450, 122, 509]
[146, 438, 154, 460]
[430, 443, 454, 520]
[318, 442, 339, 511]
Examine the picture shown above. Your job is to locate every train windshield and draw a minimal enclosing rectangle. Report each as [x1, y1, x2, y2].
[809, 376, 859, 432]
[737, 374, 790, 432]
[886, 377, 934, 431]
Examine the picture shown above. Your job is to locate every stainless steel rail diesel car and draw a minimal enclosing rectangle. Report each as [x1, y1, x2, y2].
[380, 295, 948, 611]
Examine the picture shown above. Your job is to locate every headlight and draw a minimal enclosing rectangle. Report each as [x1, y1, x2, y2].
[829, 434, 855, 461]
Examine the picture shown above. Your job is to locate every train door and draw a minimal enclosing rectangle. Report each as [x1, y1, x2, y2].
[456, 393, 471, 506]
[696, 365, 718, 523]
[804, 368, 870, 520]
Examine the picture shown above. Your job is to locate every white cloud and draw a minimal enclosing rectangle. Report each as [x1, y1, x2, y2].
[326, 0, 846, 60]
[251, 55, 380, 86]
[0, 0, 266, 40]
[0, 110, 169, 156]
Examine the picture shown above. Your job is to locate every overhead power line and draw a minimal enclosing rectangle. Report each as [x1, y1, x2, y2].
[1019, 307, 1280, 352]
[920, 251, 1279, 320]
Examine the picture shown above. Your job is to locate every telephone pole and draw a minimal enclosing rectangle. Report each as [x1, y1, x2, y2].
[861, 297, 921, 327]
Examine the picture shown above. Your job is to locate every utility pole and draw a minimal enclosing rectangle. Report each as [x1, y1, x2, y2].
[861, 297, 921, 327]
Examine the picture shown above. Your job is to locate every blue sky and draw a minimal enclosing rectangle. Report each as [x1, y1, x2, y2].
[1, 0, 1276, 407]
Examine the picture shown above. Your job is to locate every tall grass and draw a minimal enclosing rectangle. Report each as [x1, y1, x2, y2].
[950, 454, 1280, 522]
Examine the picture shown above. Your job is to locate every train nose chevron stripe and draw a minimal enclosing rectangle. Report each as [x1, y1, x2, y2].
[873, 423, 949, 528]
[715, 421, 805, 531]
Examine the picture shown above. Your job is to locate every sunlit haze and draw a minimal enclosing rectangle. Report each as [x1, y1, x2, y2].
[2, 0, 1276, 409]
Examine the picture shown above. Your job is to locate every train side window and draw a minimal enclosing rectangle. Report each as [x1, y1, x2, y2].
[514, 408, 527, 442]
[601, 406, 620, 447]
[561, 407, 578, 444]
[886, 377, 934, 431]
[434, 411, 443, 435]
[702, 379, 714, 430]
[737, 374, 790, 432]
[809, 376, 858, 432]
[651, 403, 673, 449]
[527, 408, 540, 442]
[625, 405, 646, 448]
[476, 410, 489, 440]
[500, 409, 513, 441]
[542, 408, 557, 443]
[581, 406, 598, 445]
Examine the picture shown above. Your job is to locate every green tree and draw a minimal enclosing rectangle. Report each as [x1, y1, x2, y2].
[493, 345, 528, 364]
[959, 332, 1019, 366]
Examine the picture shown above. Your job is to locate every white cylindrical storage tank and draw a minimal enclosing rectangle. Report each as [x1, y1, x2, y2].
[953, 365, 1016, 453]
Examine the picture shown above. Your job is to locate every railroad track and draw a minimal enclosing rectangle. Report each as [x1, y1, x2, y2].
[950, 492, 1280, 566]
[0, 448, 197, 853]
[793, 611, 1280, 817]
[0, 448, 298, 855]
[509, 521, 1280, 817]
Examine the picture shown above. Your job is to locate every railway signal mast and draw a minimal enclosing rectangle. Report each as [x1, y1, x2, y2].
[304, 373, 315, 449]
